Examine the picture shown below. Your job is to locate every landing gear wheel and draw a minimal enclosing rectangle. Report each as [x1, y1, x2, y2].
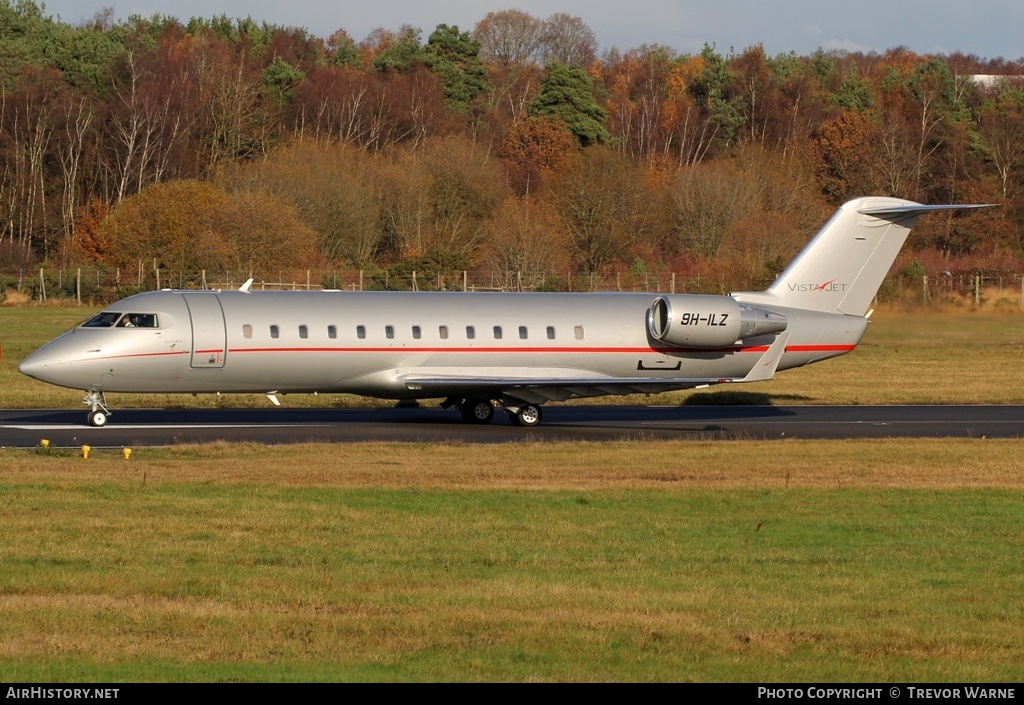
[459, 399, 494, 424]
[511, 404, 542, 427]
[83, 390, 111, 428]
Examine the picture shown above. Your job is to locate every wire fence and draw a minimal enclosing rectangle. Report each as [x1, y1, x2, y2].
[3, 266, 1024, 307]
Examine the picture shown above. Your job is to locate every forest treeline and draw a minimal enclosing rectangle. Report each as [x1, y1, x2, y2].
[2, 0, 1023, 294]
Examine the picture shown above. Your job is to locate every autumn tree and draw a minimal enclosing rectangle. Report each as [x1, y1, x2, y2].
[484, 195, 569, 283]
[501, 115, 575, 195]
[667, 160, 759, 260]
[977, 80, 1024, 200]
[70, 197, 111, 262]
[215, 142, 383, 267]
[547, 147, 649, 272]
[813, 109, 878, 203]
[98, 179, 316, 273]
[218, 190, 320, 273]
[603, 45, 688, 163]
[423, 136, 506, 258]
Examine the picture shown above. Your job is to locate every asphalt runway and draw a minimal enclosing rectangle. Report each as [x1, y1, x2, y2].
[2, 404, 1024, 447]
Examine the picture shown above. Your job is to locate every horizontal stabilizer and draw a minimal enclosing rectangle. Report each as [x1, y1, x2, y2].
[857, 203, 997, 220]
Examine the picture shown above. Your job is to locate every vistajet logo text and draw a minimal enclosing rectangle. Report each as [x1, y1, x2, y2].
[787, 279, 848, 293]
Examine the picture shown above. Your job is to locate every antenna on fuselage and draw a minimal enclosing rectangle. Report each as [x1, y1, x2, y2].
[239, 278, 254, 293]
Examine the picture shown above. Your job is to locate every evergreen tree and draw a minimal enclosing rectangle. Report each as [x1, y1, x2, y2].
[422, 24, 489, 114]
[528, 61, 607, 147]
[372, 26, 423, 74]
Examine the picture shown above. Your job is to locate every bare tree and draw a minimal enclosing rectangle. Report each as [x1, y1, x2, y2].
[669, 162, 759, 260]
[474, 9, 543, 67]
[540, 13, 597, 67]
[56, 94, 94, 251]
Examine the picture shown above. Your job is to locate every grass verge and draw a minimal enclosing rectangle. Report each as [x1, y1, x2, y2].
[1, 439, 1022, 682]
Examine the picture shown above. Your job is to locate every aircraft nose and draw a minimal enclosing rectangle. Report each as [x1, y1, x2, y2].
[18, 353, 44, 380]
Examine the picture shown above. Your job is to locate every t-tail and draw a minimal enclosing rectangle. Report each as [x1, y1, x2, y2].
[735, 197, 995, 316]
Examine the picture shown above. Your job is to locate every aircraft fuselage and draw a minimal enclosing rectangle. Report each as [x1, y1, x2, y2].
[19, 289, 863, 398]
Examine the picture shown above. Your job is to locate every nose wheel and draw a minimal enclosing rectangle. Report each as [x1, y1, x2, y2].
[83, 390, 111, 427]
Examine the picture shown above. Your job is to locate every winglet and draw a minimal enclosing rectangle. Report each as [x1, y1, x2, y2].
[740, 332, 790, 383]
[239, 278, 254, 293]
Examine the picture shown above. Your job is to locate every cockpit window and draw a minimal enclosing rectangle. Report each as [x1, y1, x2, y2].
[116, 313, 158, 328]
[82, 312, 121, 328]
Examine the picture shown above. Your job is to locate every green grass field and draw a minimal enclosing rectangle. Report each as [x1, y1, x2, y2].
[1, 304, 1024, 681]
[1, 441, 1023, 682]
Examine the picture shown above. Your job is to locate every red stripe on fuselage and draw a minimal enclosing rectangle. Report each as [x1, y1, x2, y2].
[226, 344, 856, 355]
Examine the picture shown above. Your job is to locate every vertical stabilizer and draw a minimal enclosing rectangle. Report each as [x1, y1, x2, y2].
[734, 197, 993, 316]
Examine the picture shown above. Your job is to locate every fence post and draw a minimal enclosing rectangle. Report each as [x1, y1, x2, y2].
[77, 268, 81, 304]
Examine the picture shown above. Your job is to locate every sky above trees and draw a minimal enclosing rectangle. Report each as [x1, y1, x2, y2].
[40, 0, 1024, 60]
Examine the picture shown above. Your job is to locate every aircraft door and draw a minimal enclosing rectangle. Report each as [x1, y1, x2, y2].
[182, 293, 227, 368]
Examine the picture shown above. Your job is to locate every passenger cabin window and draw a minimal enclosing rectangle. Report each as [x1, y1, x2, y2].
[466, 326, 476, 339]
[493, 326, 503, 339]
[83, 312, 122, 328]
[385, 325, 395, 339]
[439, 325, 449, 340]
[519, 326, 528, 340]
[412, 325, 421, 339]
[356, 325, 366, 339]
[117, 313, 157, 328]
[546, 326, 556, 340]
[328, 325, 337, 339]
[574, 325, 584, 340]
[270, 325, 279, 339]
[299, 325, 308, 339]
[242, 324, 253, 339]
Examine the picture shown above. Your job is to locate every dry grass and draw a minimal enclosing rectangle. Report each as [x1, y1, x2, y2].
[6, 438, 1024, 490]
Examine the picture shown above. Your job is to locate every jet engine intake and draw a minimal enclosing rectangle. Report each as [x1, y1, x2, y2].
[647, 295, 787, 348]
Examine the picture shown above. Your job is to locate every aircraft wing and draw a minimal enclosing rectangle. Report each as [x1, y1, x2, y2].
[401, 331, 790, 404]
[402, 374, 735, 404]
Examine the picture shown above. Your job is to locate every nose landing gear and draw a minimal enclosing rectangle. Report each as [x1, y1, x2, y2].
[83, 390, 111, 427]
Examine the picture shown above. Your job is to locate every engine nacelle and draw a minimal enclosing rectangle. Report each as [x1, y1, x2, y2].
[647, 295, 787, 348]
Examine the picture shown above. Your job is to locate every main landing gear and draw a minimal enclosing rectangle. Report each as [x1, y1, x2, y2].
[445, 397, 544, 427]
[83, 390, 111, 427]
